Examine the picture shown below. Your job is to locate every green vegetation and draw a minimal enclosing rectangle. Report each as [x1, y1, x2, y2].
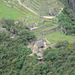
[22, 0, 63, 15]
[1, 19, 36, 44]
[0, 0, 38, 21]
[41, 31, 75, 44]
[0, 0, 75, 43]
[0, 31, 75, 75]
[0, 0, 75, 74]
[42, 41, 75, 75]
[0, 20, 37, 75]
[0, 1, 26, 20]
[58, 0, 75, 35]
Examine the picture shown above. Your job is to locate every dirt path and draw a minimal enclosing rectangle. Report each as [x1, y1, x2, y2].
[43, 16, 55, 19]
[57, 8, 63, 16]
[18, 0, 39, 15]
[17, 0, 63, 19]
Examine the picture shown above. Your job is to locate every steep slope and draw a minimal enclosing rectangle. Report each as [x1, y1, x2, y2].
[20, 0, 63, 16]
[69, 0, 75, 14]
[1, 0, 75, 44]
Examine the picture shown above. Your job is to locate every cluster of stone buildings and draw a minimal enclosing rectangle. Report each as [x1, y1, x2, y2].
[28, 37, 50, 56]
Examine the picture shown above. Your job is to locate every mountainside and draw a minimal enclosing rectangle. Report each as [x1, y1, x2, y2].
[0, 0, 75, 44]
[20, 0, 63, 16]
[69, 0, 75, 14]
[0, 0, 75, 75]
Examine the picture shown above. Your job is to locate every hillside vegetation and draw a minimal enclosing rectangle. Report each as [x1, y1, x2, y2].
[0, 0, 75, 44]
[58, 0, 75, 35]
[0, 0, 75, 75]
[0, 24, 75, 75]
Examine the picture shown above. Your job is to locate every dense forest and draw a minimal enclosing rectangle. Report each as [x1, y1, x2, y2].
[0, 19, 75, 75]
[58, 0, 75, 35]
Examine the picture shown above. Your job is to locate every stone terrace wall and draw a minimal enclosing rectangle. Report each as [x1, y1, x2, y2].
[40, 26, 60, 35]
[38, 24, 53, 29]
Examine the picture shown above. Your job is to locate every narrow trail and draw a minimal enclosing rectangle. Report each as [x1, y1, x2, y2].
[43, 16, 55, 19]
[57, 8, 63, 16]
[17, 0, 63, 19]
[18, 0, 39, 16]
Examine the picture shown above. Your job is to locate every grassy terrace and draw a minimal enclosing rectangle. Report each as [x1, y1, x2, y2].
[23, 1, 49, 13]
[34, 26, 56, 32]
[1, 0, 75, 44]
[38, 21, 53, 27]
[0, 0, 39, 22]
[0, 0, 55, 26]
[0, 0, 26, 20]
[33, 21, 75, 44]
[33, 31, 75, 44]
[23, 0, 63, 16]
[42, 31, 75, 44]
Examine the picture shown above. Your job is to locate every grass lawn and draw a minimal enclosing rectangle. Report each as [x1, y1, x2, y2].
[0, 1, 26, 20]
[0, 0, 39, 22]
[34, 30, 75, 44]
[41, 31, 75, 44]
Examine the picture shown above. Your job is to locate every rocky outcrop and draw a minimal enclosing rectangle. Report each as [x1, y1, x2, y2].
[69, 0, 75, 13]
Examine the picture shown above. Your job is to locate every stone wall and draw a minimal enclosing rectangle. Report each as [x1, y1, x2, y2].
[38, 24, 53, 29]
[40, 26, 60, 35]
